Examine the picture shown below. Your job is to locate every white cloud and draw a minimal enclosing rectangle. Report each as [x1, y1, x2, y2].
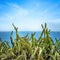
[0, 2, 60, 31]
[45, 18, 60, 24]
[0, 3, 29, 31]
[1, 3, 42, 31]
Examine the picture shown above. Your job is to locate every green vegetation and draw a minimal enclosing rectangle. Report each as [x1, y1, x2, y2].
[0, 23, 60, 60]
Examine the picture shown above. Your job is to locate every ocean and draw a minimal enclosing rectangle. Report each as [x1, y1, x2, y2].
[0, 31, 60, 46]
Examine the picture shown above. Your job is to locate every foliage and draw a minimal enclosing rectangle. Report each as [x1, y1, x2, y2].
[0, 23, 60, 60]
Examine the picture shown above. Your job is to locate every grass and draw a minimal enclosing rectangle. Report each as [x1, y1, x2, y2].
[0, 23, 60, 60]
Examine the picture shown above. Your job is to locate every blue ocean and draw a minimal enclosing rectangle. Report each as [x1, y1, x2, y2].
[0, 31, 60, 46]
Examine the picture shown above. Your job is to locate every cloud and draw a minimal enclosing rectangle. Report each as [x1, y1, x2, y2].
[0, 1, 60, 31]
[0, 3, 41, 31]
[0, 3, 29, 31]
[7, 3, 29, 18]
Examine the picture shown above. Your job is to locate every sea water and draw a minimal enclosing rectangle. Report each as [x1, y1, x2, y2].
[0, 31, 60, 46]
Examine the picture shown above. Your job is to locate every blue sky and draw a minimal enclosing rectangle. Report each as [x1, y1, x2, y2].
[0, 0, 60, 31]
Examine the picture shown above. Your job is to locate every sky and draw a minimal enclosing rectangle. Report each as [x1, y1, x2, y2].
[0, 0, 60, 31]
